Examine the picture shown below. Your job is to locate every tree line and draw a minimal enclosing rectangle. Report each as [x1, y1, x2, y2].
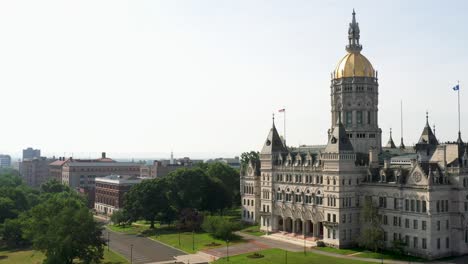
[119, 162, 240, 230]
[0, 173, 105, 264]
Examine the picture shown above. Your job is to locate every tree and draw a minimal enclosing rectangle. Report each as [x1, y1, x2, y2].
[110, 209, 130, 227]
[240, 151, 259, 170]
[357, 198, 384, 252]
[206, 162, 239, 207]
[167, 168, 231, 212]
[201, 215, 240, 240]
[124, 178, 174, 228]
[40, 179, 71, 194]
[0, 173, 22, 188]
[1, 217, 28, 248]
[23, 192, 105, 264]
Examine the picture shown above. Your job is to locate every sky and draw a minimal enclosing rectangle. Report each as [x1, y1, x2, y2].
[0, 0, 467, 160]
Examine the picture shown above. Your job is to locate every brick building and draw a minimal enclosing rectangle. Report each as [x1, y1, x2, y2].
[94, 174, 142, 215]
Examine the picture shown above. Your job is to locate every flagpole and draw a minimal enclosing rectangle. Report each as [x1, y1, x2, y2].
[458, 81, 461, 139]
[284, 109, 286, 145]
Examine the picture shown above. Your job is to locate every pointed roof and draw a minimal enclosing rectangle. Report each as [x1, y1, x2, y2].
[399, 137, 406, 149]
[324, 119, 354, 153]
[261, 118, 287, 155]
[385, 128, 396, 148]
[418, 112, 438, 145]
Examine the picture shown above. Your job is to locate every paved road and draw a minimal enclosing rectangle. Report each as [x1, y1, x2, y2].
[104, 228, 186, 264]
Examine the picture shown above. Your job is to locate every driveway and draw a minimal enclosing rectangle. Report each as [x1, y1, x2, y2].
[104, 228, 186, 264]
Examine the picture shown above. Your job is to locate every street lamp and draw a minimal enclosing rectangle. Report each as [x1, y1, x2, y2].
[130, 244, 133, 264]
[192, 230, 195, 251]
[226, 239, 230, 262]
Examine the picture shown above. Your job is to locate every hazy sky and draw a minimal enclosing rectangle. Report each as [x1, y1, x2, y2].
[1, 0, 467, 159]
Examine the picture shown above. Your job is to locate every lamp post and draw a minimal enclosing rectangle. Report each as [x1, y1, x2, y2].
[226, 239, 230, 262]
[178, 229, 181, 246]
[285, 250, 287, 264]
[130, 244, 133, 264]
[192, 230, 195, 251]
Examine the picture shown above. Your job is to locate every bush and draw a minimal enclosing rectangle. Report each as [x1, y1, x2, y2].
[316, 241, 325, 247]
[202, 215, 241, 240]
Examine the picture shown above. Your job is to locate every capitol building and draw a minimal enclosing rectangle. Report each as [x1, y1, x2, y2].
[240, 10, 468, 259]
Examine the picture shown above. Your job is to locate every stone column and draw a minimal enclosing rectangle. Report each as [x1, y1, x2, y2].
[292, 219, 296, 233]
[282, 217, 286, 232]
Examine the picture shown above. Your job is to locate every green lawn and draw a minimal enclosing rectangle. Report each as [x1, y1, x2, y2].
[314, 246, 424, 262]
[314, 246, 360, 255]
[0, 248, 44, 264]
[213, 248, 372, 264]
[150, 228, 245, 254]
[0, 248, 128, 264]
[107, 224, 149, 235]
[239, 224, 265, 237]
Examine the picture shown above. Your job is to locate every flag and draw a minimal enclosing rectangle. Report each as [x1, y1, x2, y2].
[278, 108, 285, 113]
[453, 84, 460, 91]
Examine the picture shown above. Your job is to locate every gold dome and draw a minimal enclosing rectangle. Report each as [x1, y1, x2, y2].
[334, 52, 375, 79]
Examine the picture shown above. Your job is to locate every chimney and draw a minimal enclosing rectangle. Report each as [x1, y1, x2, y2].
[102, 152, 106, 159]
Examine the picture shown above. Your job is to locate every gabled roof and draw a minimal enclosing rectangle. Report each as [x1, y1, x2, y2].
[261, 121, 287, 155]
[324, 120, 354, 153]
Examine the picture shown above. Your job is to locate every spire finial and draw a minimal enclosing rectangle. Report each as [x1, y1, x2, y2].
[426, 111, 429, 126]
[433, 124, 436, 136]
[272, 113, 275, 126]
[346, 9, 362, 53]
[390, 127, 392, 137]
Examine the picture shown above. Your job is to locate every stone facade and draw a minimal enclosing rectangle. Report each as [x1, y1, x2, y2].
[240, 11, 468, 259]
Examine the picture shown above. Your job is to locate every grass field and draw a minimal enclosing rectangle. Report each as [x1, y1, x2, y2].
[314, 246, 424, 262]
[0, 247, 129, 264]
[213, 248, 372, 264]
[150, 229, 245, 254]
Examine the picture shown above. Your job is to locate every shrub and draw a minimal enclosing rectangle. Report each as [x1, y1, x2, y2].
[202, 215, 240, 240]
[316, 241, 326, 247]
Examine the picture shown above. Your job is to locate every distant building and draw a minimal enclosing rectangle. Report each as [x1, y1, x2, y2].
[22, 147, 41, 160]
[94, 174, 142, 215]
[0, 154, 11, 167]
[139, 157, 201, 178]
[62, 161, 140, 189]
[20, 157, 56, 187]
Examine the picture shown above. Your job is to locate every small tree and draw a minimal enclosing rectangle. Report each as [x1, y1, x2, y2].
[357, 198, 384, 252]
[202, 216, 240, 240]
[110, 209, 130, 227]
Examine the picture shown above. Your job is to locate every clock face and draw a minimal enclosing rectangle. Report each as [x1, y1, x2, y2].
[413, 172, 422, 183]
[266, 139, 271, 146]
